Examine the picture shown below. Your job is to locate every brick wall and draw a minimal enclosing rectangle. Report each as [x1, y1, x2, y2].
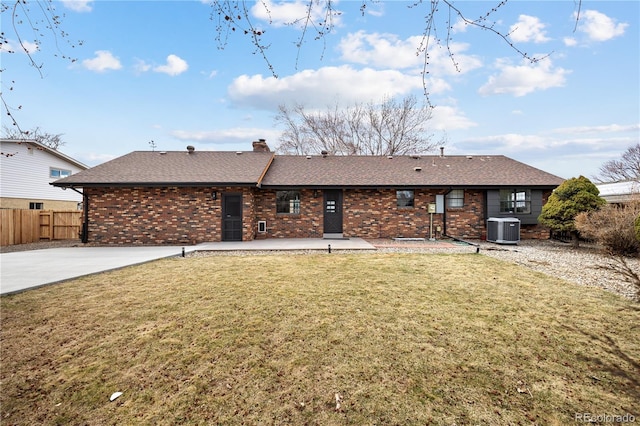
[85, 186, 552, 244]
[86, 186, 254, 244]
[444, 189, 485, 239]
[254, 189, 324, 238]
[255, 188, 551, 240]
[254, 188, 449, 240]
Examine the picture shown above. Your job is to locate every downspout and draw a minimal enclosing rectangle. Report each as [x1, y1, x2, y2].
[442, 187, 453, 238]
[69, 187, 89, 243]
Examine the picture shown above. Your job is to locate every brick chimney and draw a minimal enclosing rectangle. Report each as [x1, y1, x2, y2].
[252, 139, 270, 152]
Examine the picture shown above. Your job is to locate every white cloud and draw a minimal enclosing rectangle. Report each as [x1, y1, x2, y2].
[338, 31, 482, 75]
[153, 54, 189, 76]
[133, 59, 152, 74]
[509, 15, 550, 43]
[577, 10, 628, 42]
[552, 123, 640, 134]
[171, 128, 282, 146]
[478, 57, 570, 97]
[60, 0, 93, 12]
[451, 18, 469, 34]
[228, 65, 431, 110]
[0, 40, 39, 54]
[430, 105, 477, 131]
[563, 37, 578, 47]
[453, 128, 639, 178]
[82, 50, 122, 72]
[250, 0, 340, 28]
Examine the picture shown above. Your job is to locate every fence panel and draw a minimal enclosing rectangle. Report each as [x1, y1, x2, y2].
[40, 210, 52, 241]
[0, 210, 82, 246]
[52, 211, 82, 240]
[0, 210, 40, 245]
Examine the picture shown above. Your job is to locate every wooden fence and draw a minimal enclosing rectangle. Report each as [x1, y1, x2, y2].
[0, 210, 83, 246]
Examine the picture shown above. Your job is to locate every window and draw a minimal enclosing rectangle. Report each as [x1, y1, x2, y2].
[50, 168, 71, 179]
[276, 190, 301, 214]
[446, 189, 464, 208]
[29, 202, 44, 210]
[397, 190, 414, 208]
[500, 189, 531, 214]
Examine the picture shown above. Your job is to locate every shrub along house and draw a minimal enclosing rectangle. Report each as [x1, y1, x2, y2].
[51, 141, 564, 244]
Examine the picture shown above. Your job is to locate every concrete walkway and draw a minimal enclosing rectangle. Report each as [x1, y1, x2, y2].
[0, 238, 375, 295]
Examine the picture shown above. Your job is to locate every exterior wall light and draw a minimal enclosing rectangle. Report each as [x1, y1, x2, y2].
[212, 191, 218, 200]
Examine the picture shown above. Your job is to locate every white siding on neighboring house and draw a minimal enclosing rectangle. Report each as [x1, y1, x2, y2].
[596, 180, 640, 203]
[0, 140, 87, 202]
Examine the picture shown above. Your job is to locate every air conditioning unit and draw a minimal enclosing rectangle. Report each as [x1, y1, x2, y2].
[487, 217, 520, 244]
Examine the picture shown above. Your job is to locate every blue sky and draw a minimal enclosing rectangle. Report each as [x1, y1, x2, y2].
[2, 0, 638, 180]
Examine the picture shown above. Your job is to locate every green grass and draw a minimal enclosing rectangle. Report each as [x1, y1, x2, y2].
[1, 253, 638, 425]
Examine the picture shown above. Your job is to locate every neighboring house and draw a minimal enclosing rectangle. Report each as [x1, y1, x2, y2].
[52, 141, 564, 245]
[1, 139, 88, 210]
[596, 180, 639, 204]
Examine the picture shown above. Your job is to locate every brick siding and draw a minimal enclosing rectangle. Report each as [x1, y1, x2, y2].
[86, 186, 254, 245]
[85, 186, 552, 244]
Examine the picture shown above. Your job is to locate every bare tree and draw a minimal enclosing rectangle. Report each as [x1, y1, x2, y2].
[209, 0, 582, 99]
[2, 125, 65, 150]
[594, 143, 640, 183]
[275, 95, 440, 156]
[1, 0, 82, 134]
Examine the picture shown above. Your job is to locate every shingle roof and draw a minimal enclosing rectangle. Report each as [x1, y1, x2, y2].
[52, 151, 274, 187]
[260, 154, 564, 188]
[52, 151, 564, 189]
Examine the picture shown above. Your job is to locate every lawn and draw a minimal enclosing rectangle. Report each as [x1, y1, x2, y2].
[1, 252, 638, 425]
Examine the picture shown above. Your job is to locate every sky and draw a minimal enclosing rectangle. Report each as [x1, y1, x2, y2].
[1, 0, 639, 180]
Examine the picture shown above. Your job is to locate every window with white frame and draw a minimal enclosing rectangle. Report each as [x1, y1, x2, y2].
[50, 168, 71, 179]
[276, 190, 301, 214]
[397, 190, 415, 208]
[499, 189, 531, 214]
[446, 189, 464, 208]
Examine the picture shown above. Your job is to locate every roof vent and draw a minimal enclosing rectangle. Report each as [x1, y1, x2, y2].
[236, 151, 242, 155]
[466, 155, 473, 159]
[387, 156, 393, 159]
[414, 166, 422, 172]
[440, 147, 445, 157]
[411, 154, 420, 159]
[321, 150, 328, 158]
[306, 155, 312, 159]
[159, 151, 167, 155]
[186, 145, 195, 154]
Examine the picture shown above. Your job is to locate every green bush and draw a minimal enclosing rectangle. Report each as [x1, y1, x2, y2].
[539, 176, 606, 246]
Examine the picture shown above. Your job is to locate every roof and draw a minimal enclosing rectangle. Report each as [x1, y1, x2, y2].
[1, 139, 88, 170]
[260, 154, 564, 188]
[51, 151, 564, 189]
[596, 180, 640, 203]
[51, 150, 275, 187]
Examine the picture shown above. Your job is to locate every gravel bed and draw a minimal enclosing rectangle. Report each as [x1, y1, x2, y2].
[475, 240, 639, 301]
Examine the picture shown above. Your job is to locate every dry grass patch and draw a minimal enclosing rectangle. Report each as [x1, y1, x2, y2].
[1, 253, 638, 425]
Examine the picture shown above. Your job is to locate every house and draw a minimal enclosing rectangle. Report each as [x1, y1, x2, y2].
[51, 141, 564, 244]
[1, 139, 88, 210]
[596, 180, 639, 204]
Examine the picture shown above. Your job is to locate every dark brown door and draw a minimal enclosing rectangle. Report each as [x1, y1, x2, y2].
[222, 194, 242, 241]
[323, 189, 343, 234]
